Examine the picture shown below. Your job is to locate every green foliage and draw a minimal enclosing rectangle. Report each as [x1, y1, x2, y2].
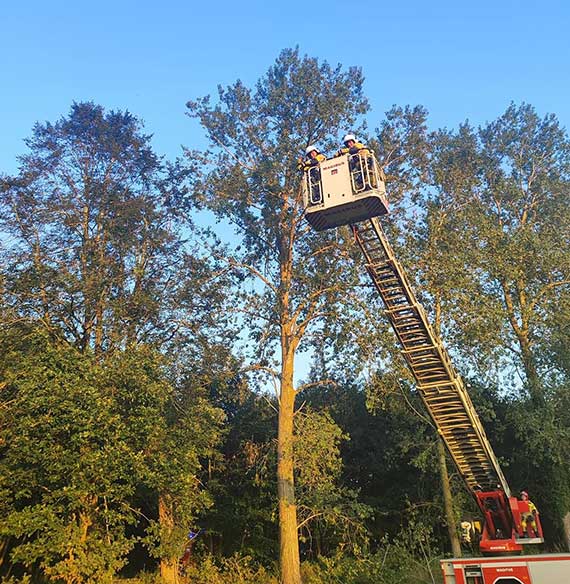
[0, 577, 32, 584]
[301, 519, 443, 584]
[428, 104, 569, 398]
[0, 101, 219, 355]
[201, 382, 278, 561]
[373, 104, 431, 210]
[182, 554, 278, 584]
[501, 390, 570, 547]
[301, 380, 447, 546]
[374, 102, 570, 552]
[0, 328, 224, 582]
[294, 408, 372, 555]
[186, 47, 369, 366]
[1, 59, 570, 582]
[0, 331, 142, 581]
[0, 101, 234, 581]
[187, 48, 374, 583]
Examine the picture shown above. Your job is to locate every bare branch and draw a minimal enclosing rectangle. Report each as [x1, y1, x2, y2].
[262, 394, 279, 414]
[241, 363, 280, 380]
[213, 253, 279, 294]
[209, 133, 256, 172]
[296, 378, 338, 394]
[241, 364, 281, 403]
[296, 511, 326, 530]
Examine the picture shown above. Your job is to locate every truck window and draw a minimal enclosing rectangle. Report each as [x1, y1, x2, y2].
[465, 566, 483, 583]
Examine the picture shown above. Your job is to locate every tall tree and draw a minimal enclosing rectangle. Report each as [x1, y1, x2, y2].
[416, 104, 570, 547]
[0, 330, 139, 581]
[423, 104, 570, 401]
[186, 48, 368, 583]
[474, 103, 570, 402]
[0, 326, 226, 583]
[0, 101, 209, 354]
[0, 103, 233, 582]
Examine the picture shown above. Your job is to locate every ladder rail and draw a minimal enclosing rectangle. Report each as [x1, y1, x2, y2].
[353, 217, 511, 497]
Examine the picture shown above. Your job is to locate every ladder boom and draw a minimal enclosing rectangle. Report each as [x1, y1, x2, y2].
[302, 151, 544, 551]
[353, 218, 510, 495]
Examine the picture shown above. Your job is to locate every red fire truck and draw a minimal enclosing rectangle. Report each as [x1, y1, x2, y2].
[302, 150, 570, 583]
[442, 554, 570, 584]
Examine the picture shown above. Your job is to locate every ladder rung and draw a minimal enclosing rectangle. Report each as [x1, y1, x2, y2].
[355, 219, 506, 495]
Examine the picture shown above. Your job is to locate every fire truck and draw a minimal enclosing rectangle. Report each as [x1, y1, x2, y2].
[302, 150, 570, 584]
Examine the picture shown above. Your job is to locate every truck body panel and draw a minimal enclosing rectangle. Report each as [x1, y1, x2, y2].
[441, 554, 570, 584]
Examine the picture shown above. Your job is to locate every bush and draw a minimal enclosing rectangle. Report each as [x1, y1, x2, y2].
[301, 521, 443, 584]
[181, 554, 277, 584]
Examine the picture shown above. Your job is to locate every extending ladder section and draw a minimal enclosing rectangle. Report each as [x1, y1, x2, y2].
[354, 217, 510, 495]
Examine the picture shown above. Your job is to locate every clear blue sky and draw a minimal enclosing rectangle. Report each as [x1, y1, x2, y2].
[2, 0, 569, 173]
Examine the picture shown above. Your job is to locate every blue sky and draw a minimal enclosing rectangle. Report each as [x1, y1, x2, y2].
[1, 0, 569, 173]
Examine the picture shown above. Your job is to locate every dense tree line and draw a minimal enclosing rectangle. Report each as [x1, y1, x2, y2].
[1, 49, 569, 583]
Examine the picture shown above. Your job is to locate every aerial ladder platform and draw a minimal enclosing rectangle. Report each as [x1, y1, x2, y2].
[302, 150, 544, 555]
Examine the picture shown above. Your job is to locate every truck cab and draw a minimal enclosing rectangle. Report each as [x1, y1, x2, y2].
[302, 151, 389, 230]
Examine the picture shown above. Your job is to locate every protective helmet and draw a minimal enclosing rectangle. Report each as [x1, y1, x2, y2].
[520, 491, 529, 499]
[305, 144, 319, 155]
[343, 133, 356, 145]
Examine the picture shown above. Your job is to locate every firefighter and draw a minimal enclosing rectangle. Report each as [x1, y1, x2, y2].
[460, 520, 482, 545]
[460, 521, 473, 544]
[336, 134, 369, 157]
[297, 144, 326, 172]
[178, 528, 202, 575]
[298, 145, 326, 204]
[336, 134, 375, 190]
[520, 491, 539, 537]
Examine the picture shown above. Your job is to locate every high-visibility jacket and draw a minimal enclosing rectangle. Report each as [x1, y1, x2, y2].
[521, 501, 539, 530]
[298, 152, 326, 172]
[336, 142, 370, 157]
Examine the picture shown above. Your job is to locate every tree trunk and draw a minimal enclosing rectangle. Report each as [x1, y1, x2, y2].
[563, 512, 570, 552]
[158, 494, 179, 584]
[519, 336, 542, 405]
[501, 284, 543, 404]
[278, 348, 302, 584]
[0, 536, 10, 569]
[438, 438, 461, 557]
[431, 297, 462, 557]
